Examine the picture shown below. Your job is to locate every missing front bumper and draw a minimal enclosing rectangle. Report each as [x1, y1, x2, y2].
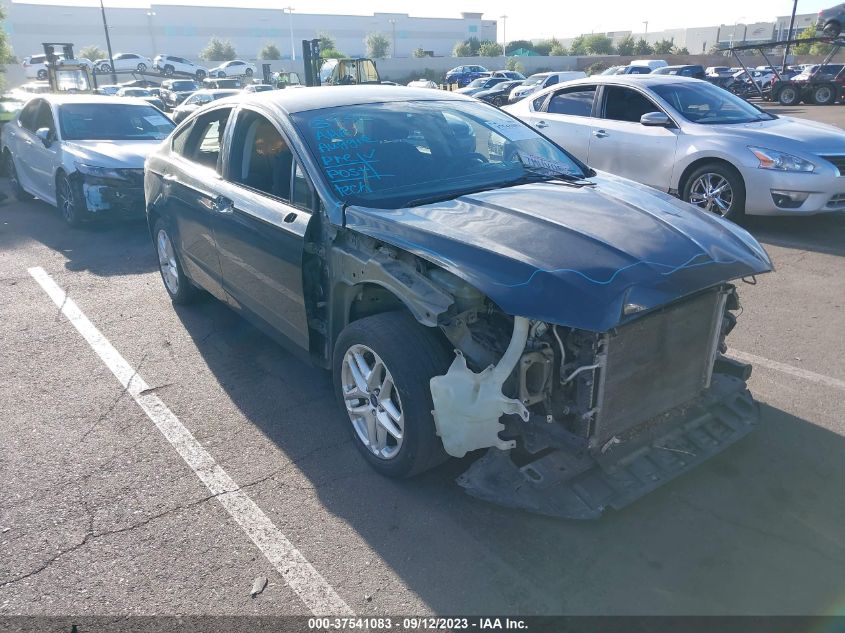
[457, 374, 759, 519]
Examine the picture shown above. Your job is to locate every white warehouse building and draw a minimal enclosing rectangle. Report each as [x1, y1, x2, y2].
[1, 2, 497, 61]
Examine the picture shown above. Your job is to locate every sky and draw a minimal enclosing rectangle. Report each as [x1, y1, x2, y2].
[17, 0, 834, 40]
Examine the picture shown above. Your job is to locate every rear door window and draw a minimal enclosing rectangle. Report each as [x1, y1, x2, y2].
[544, 86, 597, 117]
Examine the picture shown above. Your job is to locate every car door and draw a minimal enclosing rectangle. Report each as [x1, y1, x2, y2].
[522, 85, 598, 162]
[7, 99, 42, 189]
[25, 100, 61, 202]
[156, 106, 235, 300]
[587, 84, 679, 191]
[212, 107, 314, 349]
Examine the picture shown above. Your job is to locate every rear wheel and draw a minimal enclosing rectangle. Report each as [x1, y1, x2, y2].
[136, 63, 147, 72]
[811, 84, 836, 106]
[333, 312, 451, 478]
[823, 20, 841, 37]
[682, 162, 746, 223]
[153, 218, 198, 304]
[99, 63, 112, 73]
[196, 70, 207, 80]
[245, 67, 253, 77]
[5, 152, 32, 201]
[163, 64, 174, 77]
[36, 69, 47, 80]
[777, 85, 801, 106]
[56, 173, 86, 228]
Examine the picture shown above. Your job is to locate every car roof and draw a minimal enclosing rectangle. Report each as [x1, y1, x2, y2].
[561, 74, 702, 87]
[37, 94, 154, 106]
[212, 85, 474, 115]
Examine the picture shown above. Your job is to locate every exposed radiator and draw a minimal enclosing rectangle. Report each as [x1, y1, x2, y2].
[592, 288, 727, 446]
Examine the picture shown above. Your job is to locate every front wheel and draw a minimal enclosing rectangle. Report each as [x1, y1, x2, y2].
[136, 63, 147, 72]
[36, 69, 47, 81]
[823, 20, 841, 37]
[333, 312, 451, 478]
[245, 67, 253, 76]
[196, 70, 207, 80]
[99, 63, 112, 73]
[777, 85, 801, 106]
[163, 64, 174, 77]
[682, 163, 746, 223]
[56, 173, 86, 228]
[153, 218, 198, 304]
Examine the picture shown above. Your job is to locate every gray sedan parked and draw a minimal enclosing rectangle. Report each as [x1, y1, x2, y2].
[505, 75, 845, 221]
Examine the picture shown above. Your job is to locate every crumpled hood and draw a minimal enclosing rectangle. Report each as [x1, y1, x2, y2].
[699, 116, 845, 154]
[345, 173, 772, 332]
[64, 140, 162, 169]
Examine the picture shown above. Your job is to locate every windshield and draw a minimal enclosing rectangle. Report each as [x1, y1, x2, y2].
[122, 89, 149, 96]
[170, 81, 198, 91]
[291, 100, 589, 209]
[523, 75, 546, 86]
[59, 103, 175, 141]
[651, 82, 774, 124]
[466, 78, 487, 88]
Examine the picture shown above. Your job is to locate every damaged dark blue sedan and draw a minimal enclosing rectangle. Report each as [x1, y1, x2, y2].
[144, 86, 772, 518]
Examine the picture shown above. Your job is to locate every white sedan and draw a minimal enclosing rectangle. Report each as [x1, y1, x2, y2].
[0, 94, 175, 226]
[95, 53, 154, 74]
[505, 75, 845, 220]
[209, 59, 256, 78]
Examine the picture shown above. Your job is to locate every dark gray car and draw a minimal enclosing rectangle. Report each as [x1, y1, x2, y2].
[818, 3, 845, 36]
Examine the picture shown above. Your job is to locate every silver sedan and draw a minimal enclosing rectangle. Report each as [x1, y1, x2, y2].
[505, 75, 845, 220]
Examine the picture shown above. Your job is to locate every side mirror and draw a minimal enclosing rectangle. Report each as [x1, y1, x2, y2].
[35, 127, 54, 147]
[640, 112, 673, 127]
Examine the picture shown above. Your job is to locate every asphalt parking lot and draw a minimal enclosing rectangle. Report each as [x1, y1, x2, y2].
[1, 102, 844, 619]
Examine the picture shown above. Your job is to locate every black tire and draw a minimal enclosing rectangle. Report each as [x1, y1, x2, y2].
[152, 217, 198, 305]
[100, 63, 112, 73]
[811, 83, 836, 106]
[36, 69, 47, 81]
[777, 85, 801, 106]
[196, 70, 206, 80]
[5, 152, 32, 201]
[163, 64, 174, 77]
[245, 67, 253, 76]
[56, 172, 86, 228]
[823, 21, 841, 37]
[137, 63, 147, 73]
[682, 162, 746, 223]
[332, 311, 452, 478]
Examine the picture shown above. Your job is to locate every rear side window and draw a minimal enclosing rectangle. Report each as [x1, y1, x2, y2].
[18, 100, 42, 131]
[545, 75, 559, 87]
[32, 101, 55, 132]
[546, 86, 596, 117]
[228, 110, 295, 201]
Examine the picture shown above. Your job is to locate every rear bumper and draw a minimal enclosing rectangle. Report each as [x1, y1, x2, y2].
[458, 373, 759, 519]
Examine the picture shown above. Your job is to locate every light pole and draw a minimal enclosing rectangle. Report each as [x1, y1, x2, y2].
[500, 15, 507, 57]
[388, 18, 396, 57]
[99, 0, 117, 84]
[146, 11, 157, 55]
[643, 21, 648, 36]
[283, 7, 296, 61]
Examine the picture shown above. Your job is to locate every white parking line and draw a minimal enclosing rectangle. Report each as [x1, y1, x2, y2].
[28, 266, 353, 617]
[730, 349, 845, 392]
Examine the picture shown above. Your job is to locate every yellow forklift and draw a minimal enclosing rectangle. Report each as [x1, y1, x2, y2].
[301, 39, 380, 86]
[42, 42, 95, 94]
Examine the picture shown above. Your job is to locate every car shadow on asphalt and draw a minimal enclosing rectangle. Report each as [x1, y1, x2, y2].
[745, 212, 845, 257]
[0, 183, 156, 277]
[174, 298, 845, 615]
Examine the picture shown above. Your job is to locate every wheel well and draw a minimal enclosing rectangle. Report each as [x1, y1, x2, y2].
[147, 206, 161, 240]
[678, 157, 743, 195]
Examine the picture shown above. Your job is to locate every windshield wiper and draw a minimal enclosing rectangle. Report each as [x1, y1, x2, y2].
[406, 183, 505, 207]
[511, 166, 596, 187]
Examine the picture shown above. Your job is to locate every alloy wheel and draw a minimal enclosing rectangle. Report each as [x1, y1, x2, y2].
[341, 344, 404, 460]
[156, 228, 180, 295]
[688, 173, 734, 216]
[58, 177, 77, 224]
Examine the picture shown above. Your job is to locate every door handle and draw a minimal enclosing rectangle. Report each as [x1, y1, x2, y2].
[212, 195, 234, 214]
[593, 130, 609, 138]
[535, 120, 549, 129]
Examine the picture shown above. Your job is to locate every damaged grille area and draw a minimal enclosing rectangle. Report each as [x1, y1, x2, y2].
[592, 289, 726, 445]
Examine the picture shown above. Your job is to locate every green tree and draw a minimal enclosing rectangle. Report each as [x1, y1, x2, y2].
[0, 7, 12, 88]
[569, 35, 587, 55]
[586, 61, 610, 75]
[793, 27, 833, 55]
[478, 41, 503, 56]
[317, 32, 336, 52]
[616, 35, 636, 56]
[365, 32, 390, 59]
[583, 34, 615, 55]
[78, 45, 106, 61]
[319, 48, 346, 59]
[549, 39, 568, 56]
[673, 46, 689, 55]
[199, 37, 237, 61]
[653, 38, 675, 54]
[505, 57, 525, 74]
[453, 40, 472, 56]
[258, 43, 280, 60]
[533, 39, 554, 56]
[633, 38, 654, 55]
[505, 39, 534, 55]
[413, 47, 429, 58]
